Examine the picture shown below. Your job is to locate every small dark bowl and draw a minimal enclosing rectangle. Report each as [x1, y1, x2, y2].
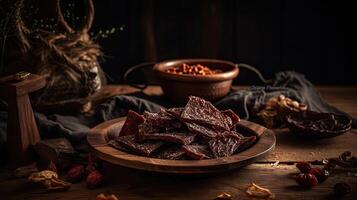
[153, 59, 239, 102]
[285, 110, 352, 139]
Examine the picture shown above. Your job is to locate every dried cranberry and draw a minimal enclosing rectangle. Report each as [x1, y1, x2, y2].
[66, 165, 85, 183]
[296, 162, 312, 173]
[86, 170, 103, 189]
[294, 173, 318, 188]
[86, 154, 96, 174]
[334, 182, 351, 196]
[309, 168, 329, 183]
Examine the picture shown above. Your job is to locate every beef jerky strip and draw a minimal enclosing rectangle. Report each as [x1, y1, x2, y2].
[235, 136, 257, 153]
[181, 96, 231, 131]
[119, 110, 145, 136]
[185, 122, 220, 138]
[182, 144, 212, 160]
[221, 109, 240, 129]
[154, 147, 186, 160]
[208, 134, 243, 158]
[166, 107, 184, 119]
[108, 140, 131, 152]
[114, 135, 164, 156]
[143, 109, 176, 128]
[141, 131, 197, 145]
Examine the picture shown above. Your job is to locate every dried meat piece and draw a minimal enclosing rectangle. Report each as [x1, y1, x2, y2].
[222, 109, 240, 128]
[113, 135, 164, 156]
[225, 130, 245, 139]
[208, 134, 243, 158]
[185, 122, 220, 138]
[166, 107, 184, 119]
[181, 96, 231, 131]
[155, 147, 186, 160]
[141, 131, 197, 145]
[143, 109, 176, 128]
[119, 110, 145, 136]
[137, 122, 161, 141]
[182, 144, 212, 160]
[108, 140, 131, 152]
[235, 136, 257, 153]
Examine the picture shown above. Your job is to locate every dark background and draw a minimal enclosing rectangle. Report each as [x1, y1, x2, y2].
[2, 0, 355, 85]
[90, 0, 354, 85]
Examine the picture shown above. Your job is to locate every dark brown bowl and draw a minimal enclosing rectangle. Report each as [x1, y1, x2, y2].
[285, 110, 352, 139]
[153, 59, 239, 102]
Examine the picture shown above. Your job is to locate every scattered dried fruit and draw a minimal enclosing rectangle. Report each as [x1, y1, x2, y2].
[334, 182, 351, 197]
[296, 162, 312, 173]
[28, 170, 71, 192]
[214, 192, 232, 199]
[86, 170, 103, 189]
[245, 182, 275, 199]
[47, 161, 57, 173]
[66, 165, 85, 183]
[309, 168, 329, 183]
[96, 193, 119, 200]
[28, 170, 58, 183]
[294, 173, 318, 188]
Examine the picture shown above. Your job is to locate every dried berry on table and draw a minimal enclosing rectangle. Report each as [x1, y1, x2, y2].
[66, 165, 85, 183]
[294, 173, 318, 188]
[334, 182, 351, 197]
[86, 170, 103, 189]
[309, 168, 329, 183]
[296, 162, 312, 173]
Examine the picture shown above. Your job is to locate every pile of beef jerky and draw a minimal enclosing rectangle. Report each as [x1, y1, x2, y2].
[108, 96, 257, 160]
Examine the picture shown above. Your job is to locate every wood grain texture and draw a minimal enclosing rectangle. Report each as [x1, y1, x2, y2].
[0, 74, 46, 166]
[1, 163, 356, 200]
[87, 118, 275, 174]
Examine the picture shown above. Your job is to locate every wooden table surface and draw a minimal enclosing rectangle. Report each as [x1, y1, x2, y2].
[1, 85, 357, 200]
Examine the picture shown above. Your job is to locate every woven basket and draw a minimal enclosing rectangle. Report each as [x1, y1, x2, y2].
[10, 0, 106, 113]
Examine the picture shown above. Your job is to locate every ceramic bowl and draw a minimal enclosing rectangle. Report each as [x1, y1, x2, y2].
[153, 59, 239, 102]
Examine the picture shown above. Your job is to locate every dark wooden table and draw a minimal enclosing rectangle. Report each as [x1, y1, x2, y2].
[1, 85, 357, 200]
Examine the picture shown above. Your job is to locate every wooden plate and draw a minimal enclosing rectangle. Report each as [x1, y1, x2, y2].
[87, 118, 276, 174]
